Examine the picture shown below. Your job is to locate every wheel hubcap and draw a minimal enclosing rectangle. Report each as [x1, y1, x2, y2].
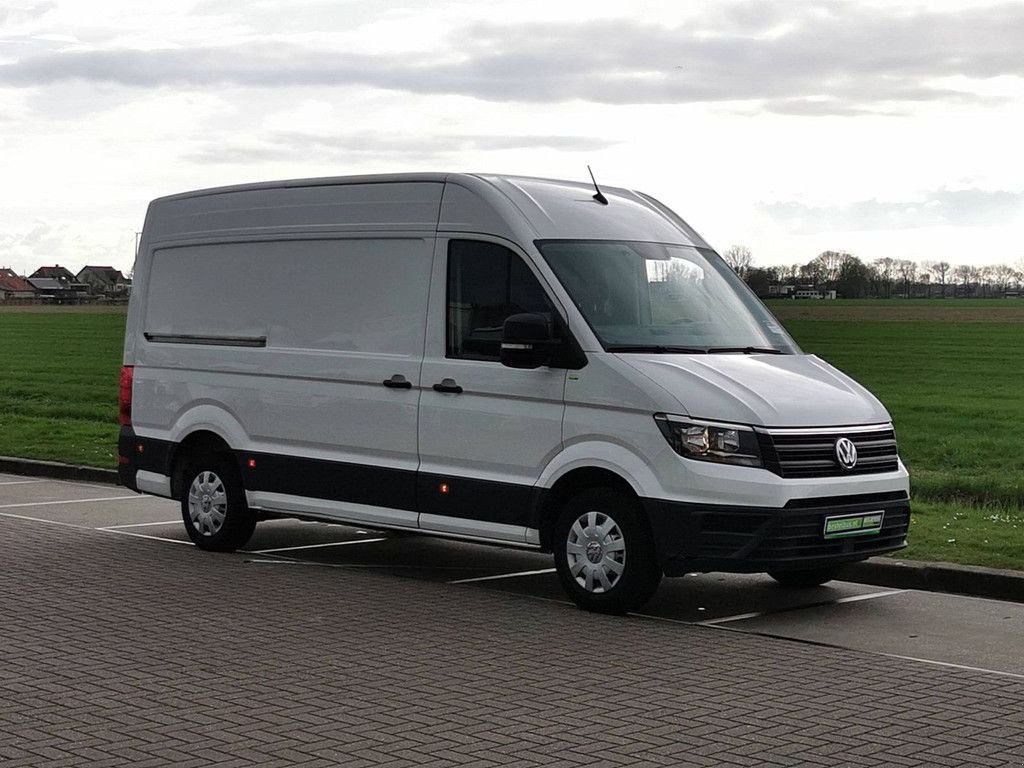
[187, 470, 227, 536]
[566, 510, 626, 594]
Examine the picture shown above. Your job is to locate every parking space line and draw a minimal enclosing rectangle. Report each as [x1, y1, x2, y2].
[696, 589, 906, 626]
[101, 520, 182, 529]
[248, 537, 388, 554]
[0, 510, 98, 530]
[699, 621, 1024, 682]
[54, 479, 136, 490]
[878, 653, 1024, 681]
[449, 567, 556, 584]
[0, 496, 138, 510]
[0, 479, 47, 486]
[101, 529, 194, 546]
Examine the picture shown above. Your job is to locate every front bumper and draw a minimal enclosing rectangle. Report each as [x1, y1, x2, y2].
[644, 491, 909, 576]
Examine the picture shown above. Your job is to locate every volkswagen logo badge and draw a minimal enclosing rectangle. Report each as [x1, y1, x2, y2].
[835, 437, 858, 470]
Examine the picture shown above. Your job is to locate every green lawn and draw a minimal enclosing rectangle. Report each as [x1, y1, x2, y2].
[1, 303, 1022, 570]
[0, 308, 126, 467]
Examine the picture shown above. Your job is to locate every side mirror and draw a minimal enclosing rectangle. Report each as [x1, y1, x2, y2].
[500, 312, 558, 369]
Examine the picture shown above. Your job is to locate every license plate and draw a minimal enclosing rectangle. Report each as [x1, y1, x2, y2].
[823, 511, 885, 539]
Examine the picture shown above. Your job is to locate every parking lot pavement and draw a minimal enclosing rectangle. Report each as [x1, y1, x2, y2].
[3, 475, 1024, 767]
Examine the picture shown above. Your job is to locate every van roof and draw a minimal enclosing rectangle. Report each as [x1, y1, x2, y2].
[144, 173, 709, 248]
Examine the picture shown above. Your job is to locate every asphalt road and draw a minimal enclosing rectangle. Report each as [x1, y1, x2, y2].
[2, 472, 1022, 767]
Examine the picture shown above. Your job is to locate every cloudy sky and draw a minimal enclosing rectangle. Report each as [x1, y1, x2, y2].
[1, 0, 1023, 276]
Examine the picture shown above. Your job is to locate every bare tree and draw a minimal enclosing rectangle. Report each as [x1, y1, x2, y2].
[810, 250, 849, 287]
[992, 265, 1015, 295]
[873, 257, 897, 298]
[953, 264, 976, 296]
[896, 259, 917, 297]
[722, 245, 753, 278]
[931, 261, 951, 298]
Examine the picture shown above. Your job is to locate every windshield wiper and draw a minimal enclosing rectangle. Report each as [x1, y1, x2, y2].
[706, 346, 786, 355]
[606, 344, 708, 354]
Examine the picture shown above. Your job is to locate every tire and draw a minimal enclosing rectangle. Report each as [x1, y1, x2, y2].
[553, 487, 662, 614]
[180, 452, 256, 551]
[767, 566, 841, 588]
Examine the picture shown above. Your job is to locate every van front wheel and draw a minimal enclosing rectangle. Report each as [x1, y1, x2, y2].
[180, 453, 256, 551]
[553, 488, 662, 614]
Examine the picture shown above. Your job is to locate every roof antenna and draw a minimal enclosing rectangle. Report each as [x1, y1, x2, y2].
[587, 165, 609, 205]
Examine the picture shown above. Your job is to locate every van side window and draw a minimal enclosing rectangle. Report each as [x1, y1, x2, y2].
[446, 240, 553, 361]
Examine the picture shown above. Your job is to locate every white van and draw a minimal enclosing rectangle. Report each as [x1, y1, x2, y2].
[119, 173, 910, 613]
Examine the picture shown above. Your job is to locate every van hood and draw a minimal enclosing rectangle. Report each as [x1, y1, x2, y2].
[618, 353, 890, 428]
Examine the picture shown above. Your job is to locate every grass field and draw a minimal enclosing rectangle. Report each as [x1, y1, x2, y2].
[1, 301, 1021, 569]
[0, 307, 126, 467]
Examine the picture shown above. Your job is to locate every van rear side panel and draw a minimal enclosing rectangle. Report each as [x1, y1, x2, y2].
[127, 235, 433, 510]
[143, 239, 429, 355]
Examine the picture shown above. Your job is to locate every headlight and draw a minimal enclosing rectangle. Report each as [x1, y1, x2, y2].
[654, 414, 763, 468]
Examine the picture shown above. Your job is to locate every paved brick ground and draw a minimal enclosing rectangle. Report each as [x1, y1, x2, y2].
[1, 516, 1022, 768]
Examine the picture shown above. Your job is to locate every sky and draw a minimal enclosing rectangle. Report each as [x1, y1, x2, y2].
[1, 0, 1023, 277]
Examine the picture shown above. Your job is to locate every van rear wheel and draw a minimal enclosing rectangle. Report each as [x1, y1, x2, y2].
[180, 453, 256, 551]
[553, 487, 662, 614]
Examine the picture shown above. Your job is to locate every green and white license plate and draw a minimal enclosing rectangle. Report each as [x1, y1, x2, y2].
[823, 511, 885, 540]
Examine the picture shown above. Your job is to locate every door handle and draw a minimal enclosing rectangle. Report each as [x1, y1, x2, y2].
[382, 374, 412, 389]
[432, 377, 463, 394]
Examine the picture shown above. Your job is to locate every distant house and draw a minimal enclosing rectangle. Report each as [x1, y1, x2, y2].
[29, 264, 91, 302]
[30, 265, 77, 285]
[77, 265, 129, 297]
[0, 268, 38, 302]
[27, 276, 88, 304]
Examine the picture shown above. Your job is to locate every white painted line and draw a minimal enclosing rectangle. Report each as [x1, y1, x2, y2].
[696, 610, 763, 626]
[878, 653, 1024, 681]
[633, 599, 1024, 683]
[449, 567, 556, 585]
[101, 529, 193, 546]
[248, 537, 388, 554]
[0, 479, 47, 486]
[832, 589, 906, 604]
[697, 589, 906, 626]
[0, 511, 97, 530]
[54, 479, 131, 490]
[246, 558, 319, 565]
[0, 496, 138, 510]
[101, 520, 182, 529]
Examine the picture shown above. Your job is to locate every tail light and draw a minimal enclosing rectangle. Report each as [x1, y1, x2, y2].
[118, 366, 134, 426]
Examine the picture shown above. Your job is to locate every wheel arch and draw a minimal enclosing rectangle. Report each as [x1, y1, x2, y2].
[170, 430, 236, 500]
[537, 466, 640, 550]
[535, 441, 664, 550]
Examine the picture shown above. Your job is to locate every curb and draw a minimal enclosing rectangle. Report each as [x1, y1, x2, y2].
[0, 456, 118, 486]
[1, 457, 1021, 604]
[841, 558, 1024, 604]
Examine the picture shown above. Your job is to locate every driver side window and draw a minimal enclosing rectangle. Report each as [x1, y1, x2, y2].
[446, 240, 553, 361]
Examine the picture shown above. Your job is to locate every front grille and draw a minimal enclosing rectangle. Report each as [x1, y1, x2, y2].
[764, 425, 899, 479]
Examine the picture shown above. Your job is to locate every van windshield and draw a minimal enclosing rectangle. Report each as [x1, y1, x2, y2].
[536, 240, 799, 354]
